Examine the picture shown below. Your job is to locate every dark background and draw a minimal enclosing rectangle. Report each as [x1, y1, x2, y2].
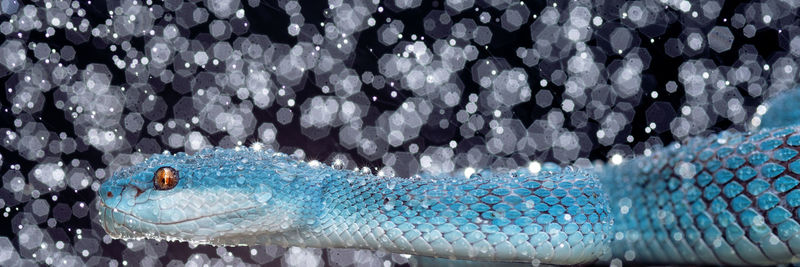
[0, 0, 794, 266]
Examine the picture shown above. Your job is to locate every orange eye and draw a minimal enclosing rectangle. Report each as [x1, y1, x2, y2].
[153, 166, 179, 190]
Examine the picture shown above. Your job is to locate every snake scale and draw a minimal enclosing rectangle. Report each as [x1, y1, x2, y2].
[98, 90, 800, 266]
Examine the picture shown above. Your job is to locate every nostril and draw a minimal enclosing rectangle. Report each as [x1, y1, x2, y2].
[134, 187, 144, 198]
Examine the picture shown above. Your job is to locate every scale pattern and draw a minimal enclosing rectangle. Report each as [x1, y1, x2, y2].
[98, 149, 609, 265]
[604, 126, 800, 265]
[98, 126, 800, 265]
[314, 169, 610, 264]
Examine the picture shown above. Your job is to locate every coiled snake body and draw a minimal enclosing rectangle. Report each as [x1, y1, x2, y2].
[99, 92, 800, 265]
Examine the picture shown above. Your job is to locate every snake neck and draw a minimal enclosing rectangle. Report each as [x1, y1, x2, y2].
[246, 169, 386, 249]
[304, 170, 610, 264]
[310, 172, 396, 248]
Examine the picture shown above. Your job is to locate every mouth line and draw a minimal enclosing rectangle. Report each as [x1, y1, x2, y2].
[98, 198, 258, 226]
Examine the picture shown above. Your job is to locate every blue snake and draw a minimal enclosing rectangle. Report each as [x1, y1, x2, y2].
[98, 90, 800, 265]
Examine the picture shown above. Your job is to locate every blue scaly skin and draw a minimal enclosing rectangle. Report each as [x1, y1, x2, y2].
[603, 126, 800, 265]
[98, 148, 610, 265]
[98, 124, 800, 265]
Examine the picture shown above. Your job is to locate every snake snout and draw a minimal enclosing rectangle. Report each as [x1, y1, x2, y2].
[123, 184, 146, 198]
[97, 201, 119, 238]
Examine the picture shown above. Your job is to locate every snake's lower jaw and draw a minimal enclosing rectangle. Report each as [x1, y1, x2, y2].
[98, 200, 278, 245]
[98, 205, 129, 240]
[98, 201, 176, 242]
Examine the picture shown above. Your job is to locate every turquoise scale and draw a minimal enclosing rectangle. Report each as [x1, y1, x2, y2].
[97, 88, 800, 265]
[99, 148, 611, 265]
[604, 126, 800, 265]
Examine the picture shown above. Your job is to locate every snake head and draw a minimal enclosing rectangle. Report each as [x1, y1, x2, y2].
[98, 147, 323, 246]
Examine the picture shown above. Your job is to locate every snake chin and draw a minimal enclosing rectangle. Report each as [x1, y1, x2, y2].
[98, 196, 262, 244]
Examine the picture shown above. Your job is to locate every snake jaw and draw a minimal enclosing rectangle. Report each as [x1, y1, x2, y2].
[99, 184, 271, 243]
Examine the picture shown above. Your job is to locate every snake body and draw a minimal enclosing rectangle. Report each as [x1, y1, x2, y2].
[99, 149, 610, 264]
[604, 126, 800, 265]
[99, 93, 800, 265]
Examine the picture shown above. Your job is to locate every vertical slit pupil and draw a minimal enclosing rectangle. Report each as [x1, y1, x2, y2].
[154, 167, 178, 190]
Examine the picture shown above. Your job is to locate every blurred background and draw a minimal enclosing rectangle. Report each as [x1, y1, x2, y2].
[0, 0, 798, 266]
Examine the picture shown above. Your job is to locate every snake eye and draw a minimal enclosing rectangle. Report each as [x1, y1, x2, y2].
[154, 166, 179, 190]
